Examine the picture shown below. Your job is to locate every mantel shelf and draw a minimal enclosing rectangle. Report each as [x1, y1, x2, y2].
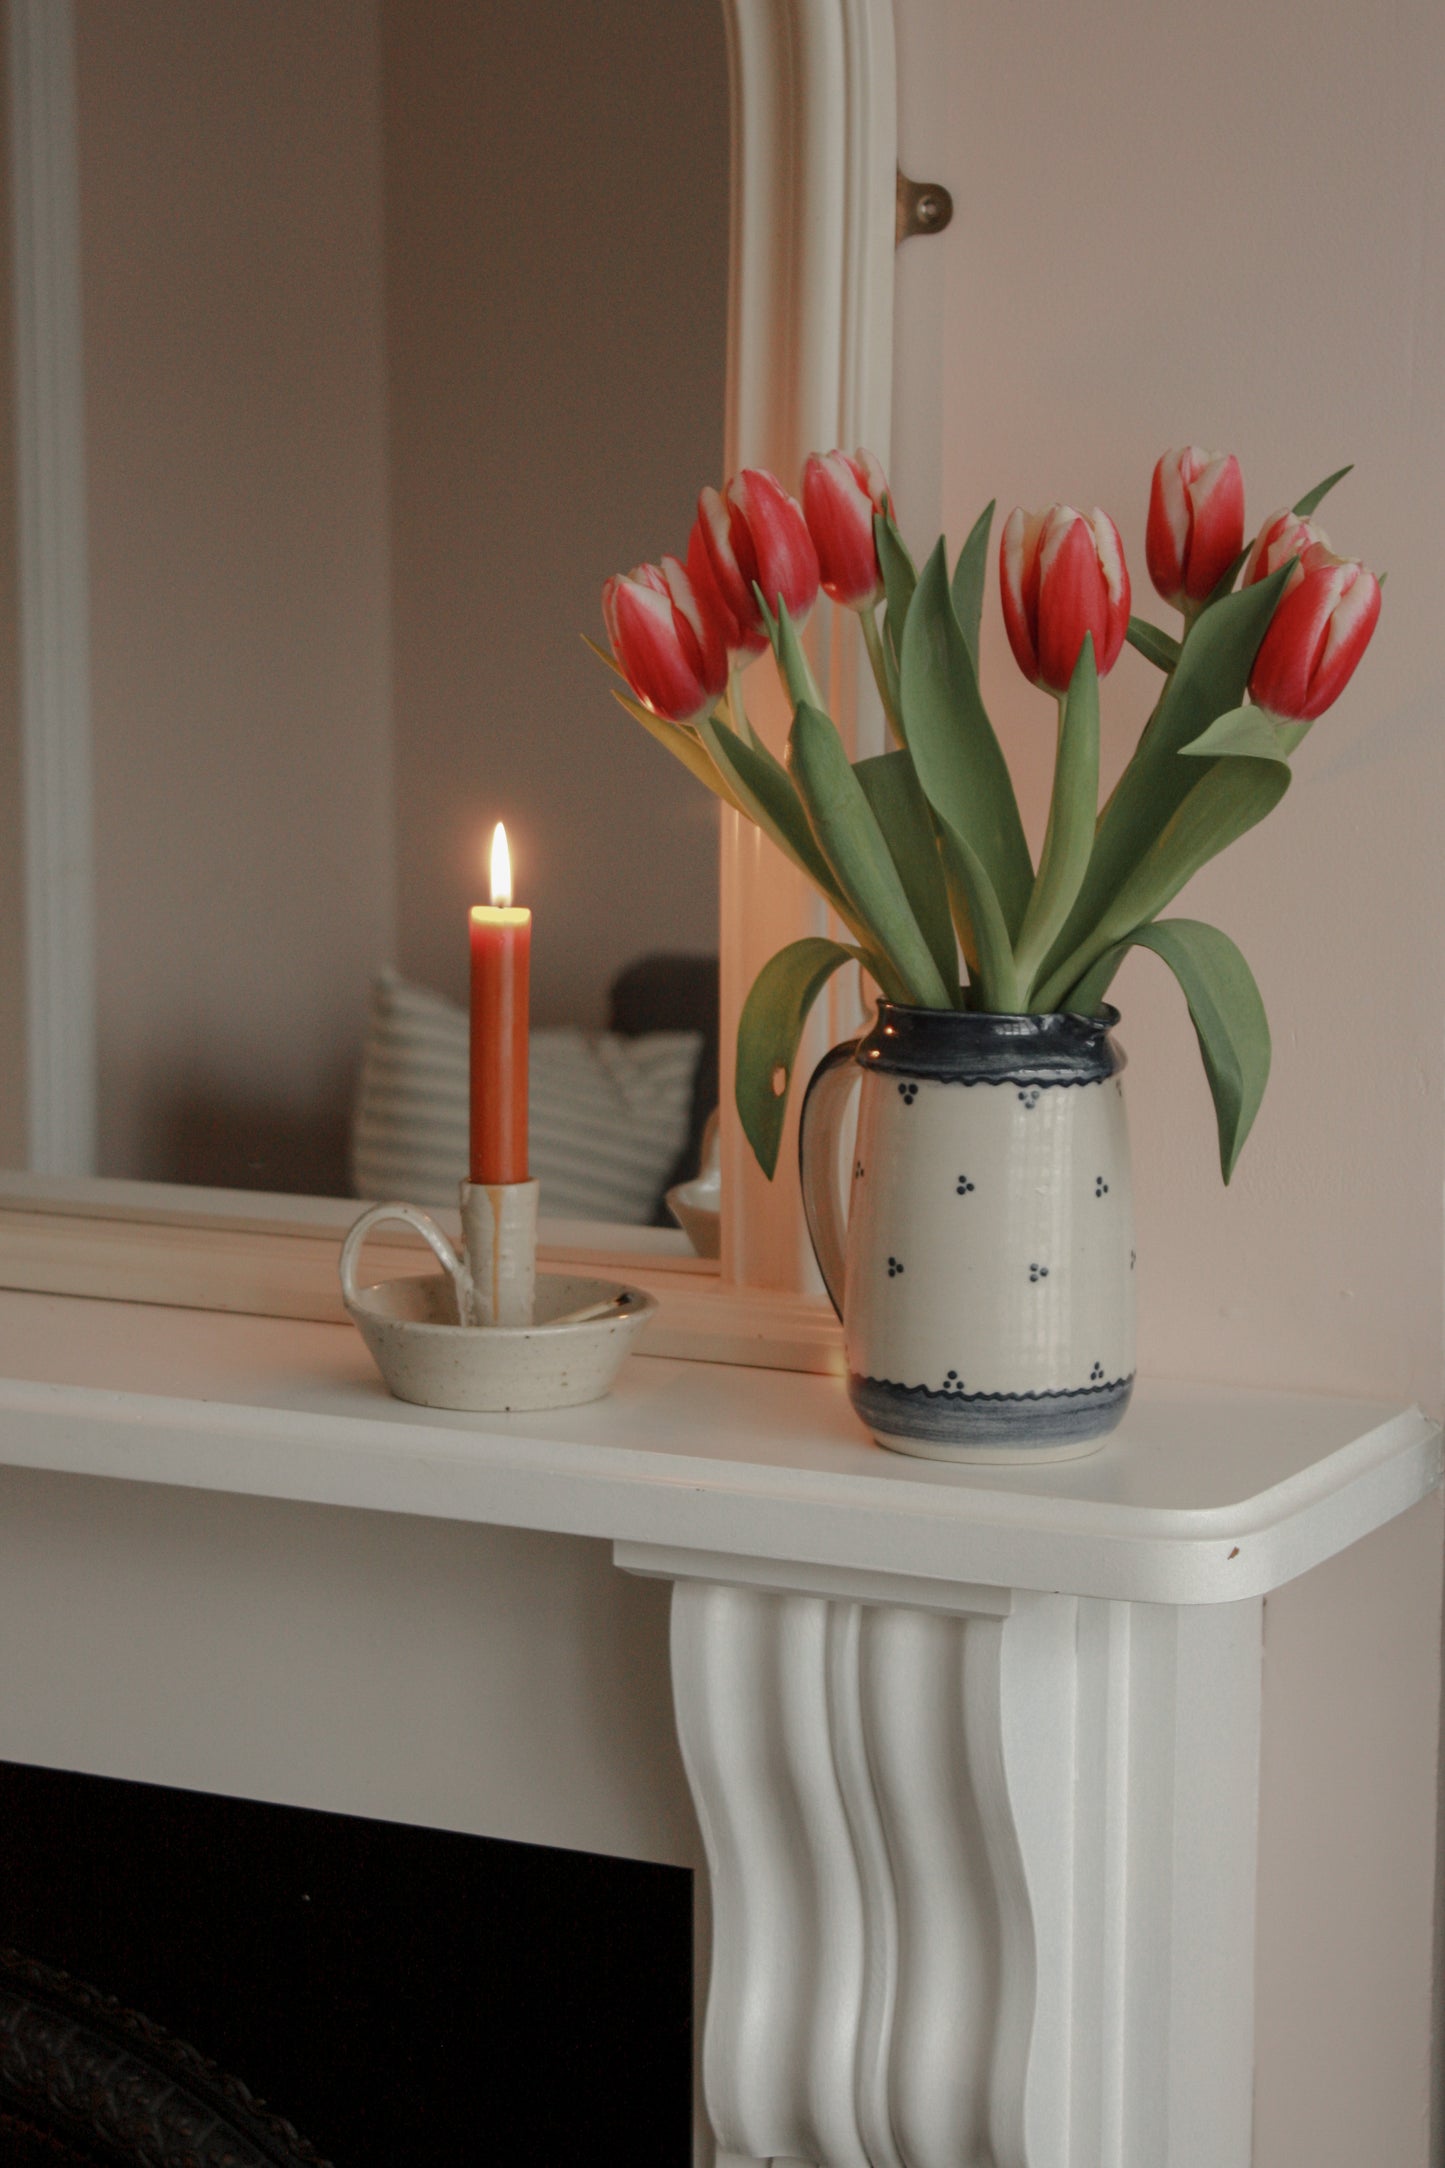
[0, 1288, 1433, 1606]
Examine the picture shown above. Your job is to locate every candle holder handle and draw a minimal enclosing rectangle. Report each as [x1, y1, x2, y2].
[339, 1202, 471, 1320]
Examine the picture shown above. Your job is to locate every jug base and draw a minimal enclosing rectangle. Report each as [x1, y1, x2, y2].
[852, 1371, 1133, 1462]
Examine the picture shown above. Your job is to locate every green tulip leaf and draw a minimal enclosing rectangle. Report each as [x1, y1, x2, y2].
[1066, 918, 1270, 1183]
[1202, 547, 1252, 609]
[698, 714, 846, 911]
[875, 509, 917, 718]
[1035, 560, 1295, 987]
[933, 808, 1021, 1013]
[610, 689, 747, 814]
[755, 588, 822, 712]
[1126, 617, 1182, 673]
[949, 499, 995, 673]
[899, 539, 1035, 939]
[1035, 755, 1290, 1010]
[1292, 463, 1353, 519]
[855, 750, 960, 1002]
[735, 936, 865, 1179]
[1015, 637, 1101, 1001]
[1180, 705, 1311, 763]
[876, 508, 917, 644]
[786, 702, 952, 1009]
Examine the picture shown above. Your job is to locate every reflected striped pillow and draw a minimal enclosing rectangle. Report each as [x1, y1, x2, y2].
[350, 969, 702, 1225]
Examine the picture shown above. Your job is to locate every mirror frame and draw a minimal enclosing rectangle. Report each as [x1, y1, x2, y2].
[0, 0, 898, 1346]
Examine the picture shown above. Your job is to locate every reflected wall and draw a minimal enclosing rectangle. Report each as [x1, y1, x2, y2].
[71, 0, 726, 1195]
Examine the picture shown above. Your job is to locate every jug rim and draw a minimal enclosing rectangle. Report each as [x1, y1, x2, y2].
[856, 1000, 1125, 1086]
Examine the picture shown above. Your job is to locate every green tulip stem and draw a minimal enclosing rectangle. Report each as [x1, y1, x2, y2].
[1012, 643, 1101, 1002]
[860, 605, 906, 748]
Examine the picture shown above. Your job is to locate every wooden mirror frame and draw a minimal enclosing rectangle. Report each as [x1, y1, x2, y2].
[0, 0, 899, 1354]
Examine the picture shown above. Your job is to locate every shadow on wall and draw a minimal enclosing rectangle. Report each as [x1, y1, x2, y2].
[142, 1064, 356, 1197]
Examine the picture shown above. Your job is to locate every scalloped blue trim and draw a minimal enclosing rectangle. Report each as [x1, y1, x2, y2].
[850, 1370, 1134, 1447]
[884, 1073, 1110, 1088]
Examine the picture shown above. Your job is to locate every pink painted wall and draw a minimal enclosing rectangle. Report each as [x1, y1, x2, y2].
[892, 0, 1444, 2155]
[894, 0, 1444, 1417]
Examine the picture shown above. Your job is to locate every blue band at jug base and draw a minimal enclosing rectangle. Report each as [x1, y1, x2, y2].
[850, 1371, 1135, 1448]
[857, 1002, 1124, 1087]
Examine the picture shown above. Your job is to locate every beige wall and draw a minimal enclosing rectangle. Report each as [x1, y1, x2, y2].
[381, 0, 726, 1027]
[892, 0, 1444, 2156]
[75, 0, 397, 1194]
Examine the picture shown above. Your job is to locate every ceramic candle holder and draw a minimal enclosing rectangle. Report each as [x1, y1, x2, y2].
[339, 1181, 655, 1413]
[458, 1178, 539, 1326]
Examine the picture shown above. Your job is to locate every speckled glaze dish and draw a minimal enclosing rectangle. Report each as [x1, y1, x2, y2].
[800, 1003, 1135, 1462]
[344, 1270, 657, 1414]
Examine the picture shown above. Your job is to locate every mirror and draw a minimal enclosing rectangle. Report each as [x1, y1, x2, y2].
[3, 0, 729, 1246]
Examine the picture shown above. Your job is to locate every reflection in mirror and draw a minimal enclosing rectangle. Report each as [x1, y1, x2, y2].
[14, 0, 728, 1247]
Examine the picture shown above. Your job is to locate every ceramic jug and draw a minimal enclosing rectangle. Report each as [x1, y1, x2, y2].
[799, 1002, 1135, 1462]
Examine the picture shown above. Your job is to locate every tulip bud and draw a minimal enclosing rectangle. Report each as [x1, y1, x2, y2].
[693, 468, 820, 655]
[1248, 543, 1381, 723]
[801, 448, 890, 608]
[1242, 507, 1330, 590]
[1000, 503, 1131, 695]
[1146, 446, 1245, 611]
[602, 556, 728, 724]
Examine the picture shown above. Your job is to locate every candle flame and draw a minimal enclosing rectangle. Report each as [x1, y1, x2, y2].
[489, 822, 512, 908]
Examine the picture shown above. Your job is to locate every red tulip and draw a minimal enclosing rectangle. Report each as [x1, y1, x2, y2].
[1000, 503, 1131, 695]
[602, 556, 727, 724]
[801, 448, 890, 607]
[692, 468, 820, 655]
[1146, 446, 1245, 610]
[1248, 543, 1381, 722]
[1242, 507, 1330, 589]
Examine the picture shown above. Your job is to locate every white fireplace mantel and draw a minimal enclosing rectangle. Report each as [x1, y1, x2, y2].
[0, 1287, 1437, 2168]
[0, 1292, 1431, 1607]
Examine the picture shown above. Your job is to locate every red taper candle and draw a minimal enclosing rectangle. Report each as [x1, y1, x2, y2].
[469, 822, 530, 1184]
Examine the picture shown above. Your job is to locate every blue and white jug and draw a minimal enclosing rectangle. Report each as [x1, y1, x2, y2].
[799, 1002, 1135, 1462]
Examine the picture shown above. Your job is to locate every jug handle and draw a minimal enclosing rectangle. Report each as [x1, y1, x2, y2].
[797, 1038, 861, 1320]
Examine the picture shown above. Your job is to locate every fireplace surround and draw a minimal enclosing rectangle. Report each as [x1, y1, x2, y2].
[0, 1286, 1435, 2166]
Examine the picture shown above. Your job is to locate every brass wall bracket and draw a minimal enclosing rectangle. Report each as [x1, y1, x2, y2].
[896, 169, 954, 245]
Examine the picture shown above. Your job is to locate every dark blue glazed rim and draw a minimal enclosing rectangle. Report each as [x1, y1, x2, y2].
[857, 1001, 1124, 1086]
[851, 1371, 1134, 1448]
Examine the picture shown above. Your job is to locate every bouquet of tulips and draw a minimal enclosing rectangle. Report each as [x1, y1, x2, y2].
[595, 446, 1381, 1182]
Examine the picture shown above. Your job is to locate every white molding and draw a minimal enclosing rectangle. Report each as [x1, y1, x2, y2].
[616, 1542, 1014, 1617]
[718, 0, 897, 1294]
[5, 0, 95, 1175]
[656, 1566, 1264, 2168]
[0, 1173, 847, 1372]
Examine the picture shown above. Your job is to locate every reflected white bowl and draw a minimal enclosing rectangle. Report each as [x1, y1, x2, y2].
[666, 1170, 721, 1259]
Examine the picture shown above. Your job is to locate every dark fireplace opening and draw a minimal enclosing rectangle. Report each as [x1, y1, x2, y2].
[0, 1761, 693, 2166]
